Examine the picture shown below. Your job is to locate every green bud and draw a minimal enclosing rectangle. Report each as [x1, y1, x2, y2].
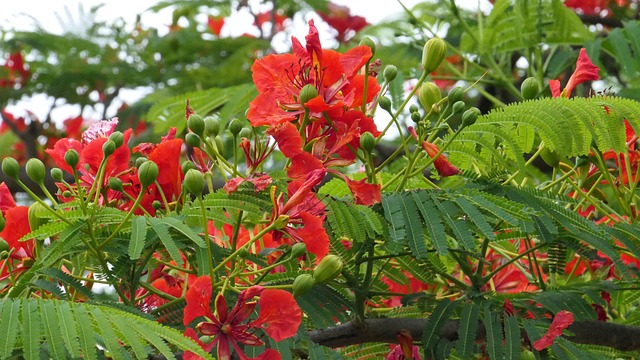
[360, 132, 376, 153]
[238, 128, 252, 140]
[0, 213, 5, 233]
[138, 160, 159, 188]
[215, 136, 225, 156]
[521, 77, 540, 100]
[108, 177, 123, 191]
[185, 132, 201, 148]
[237, 248, 249, 258]
[28, 202, 50, 232]
[461, 107, 480, 127]
[62, 190, 72, 198]
[447, 86, 464, 103]
[50, 168, 63, 182]
[64, 149, 79, 169]
[383, 65, 397, 82]
[184, 169, 205, 196]
[102, 140, 116, 157]
[0, 250, 9, 260]
[188, 114, 205, 136]
[228, 119, 244, 136]
[204, 116, 220, 137]
[409, 104, 419, 113]
[290, 243, 307, 259]
[0, 237, 8, 253]
[135, 157, 148, 168]
[292, 273, 316, 297]
[181, 160, 196, 174]
[452, 101, 465, 114]
[418, 82, 442, 113]
[359, 36, 376, 56]
[299, 84, 319, 105]
[109, 131, 125, 148]
[378, 96, 392, 112]
[26, 158, 46, 185]
[2, 157, 20, 179]
[410, 111, 421, 123]
[540, 148, 560, 168]
[312, 255, 343, 284]
[152, 200, 162, 210]
[422, 37, 447, 73]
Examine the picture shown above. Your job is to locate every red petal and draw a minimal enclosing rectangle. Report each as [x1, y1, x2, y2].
[296, 211, 329, 261]
[148, 138, 183, 201]
[422, 142, 460, 177]
[216, 293, 229, 323]
[268, 122, 303, 158]
[253, 289, 302, 341]
[0, 206, 31, 250]
[246, 348, 282, 360]
[224, 177, 245, 194]
[565, 48, 600, 97]
[345, 177, 381, 206]
[207, 16, 225, 36]
[533, 310, 574, 350]
[549, 79, 562, 98]
[45, 138, 84, 174]
[184, 276, 215, 325]
[287, 153, 324, 180]
[0, 182, 17, 214]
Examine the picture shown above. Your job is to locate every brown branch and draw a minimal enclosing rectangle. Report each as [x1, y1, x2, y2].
[308, 318, 640, 352]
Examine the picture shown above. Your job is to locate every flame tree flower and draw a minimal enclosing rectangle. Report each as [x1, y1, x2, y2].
[183, 276, 301, 360]
[549, 48, 600, 98]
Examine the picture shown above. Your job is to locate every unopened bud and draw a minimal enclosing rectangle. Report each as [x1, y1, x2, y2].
[383, 65, 398, 82]
[181, 160, 196, 174]
[290, 243, 307, 259]
[65, 149, 80, 169]
[239, 128, 252, 140]
[360, 132, 376, 153]
[292, 274, 316, 297]
[378, 96, 392, 111]
[540, 148, 560, 168]
[184, 169, 205, 196]
[0, 237, 8, 253]
[452, 101, 465, 114]
[108, 177, 123, 191]
[359, 37, 376, 56]
[228, 119, 244, 136]
[0, 214, 5, 233]
[299, 84, 319, 105]
[2, 157, 20, 179]
[102, 140, 116, 157]
[109, 131, 125, 148]
[26, 158, 46, 185]
[422, 37, 447, 73]
[50, 168, 63, 182]
[521, 77, 540, 100]
[28, 202, 50, 232]
[410, 112, 421, 123]
[135, 157, 148, 168]
[204, 116, 220, 136]
[185, 133, 201, 147]
[138, 160, 159, 188]
[188, 114, 205, 136]
[447, 86, 464, 103]
[461, 107, 480, 127]
[312, 255, 343, 284]
[418, 82, 442, 113]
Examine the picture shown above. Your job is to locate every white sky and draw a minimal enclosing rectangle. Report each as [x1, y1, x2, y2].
[0, 0, 425, 125]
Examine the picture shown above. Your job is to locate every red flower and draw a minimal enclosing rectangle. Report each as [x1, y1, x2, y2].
[343, 176, 381, 206]
[1, 51, 29, 88]
[247, 20, 377, 127]
[254, 10, 288, 34]
[183, 276, 300, 360]
[533, 310, 574, 350]
[408, 127, 460, 177]
[0, 182, 16, 214]
[207, 16, 225, 36]
[386, 330, 422, 360]
[549, 48, 600, 98]
[0, 192, 33, 288]
[563, 0, 628, 15]
[317, 2, 369, 43]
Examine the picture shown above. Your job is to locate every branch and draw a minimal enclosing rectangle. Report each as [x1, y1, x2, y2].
[308, 318, 640, 351]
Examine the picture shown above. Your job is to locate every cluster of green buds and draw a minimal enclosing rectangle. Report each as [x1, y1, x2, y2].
[292, 254, 344, 297]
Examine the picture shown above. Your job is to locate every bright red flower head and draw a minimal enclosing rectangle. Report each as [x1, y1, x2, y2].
[183, 276, 301, 360]
[549, 48, 600, 98]
[207, 16, 225, 36]
[533, 310, 574, 350]
[317, 2, 369, 43]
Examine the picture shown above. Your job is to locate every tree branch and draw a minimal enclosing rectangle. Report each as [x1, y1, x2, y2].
[308, 318, 640, 351]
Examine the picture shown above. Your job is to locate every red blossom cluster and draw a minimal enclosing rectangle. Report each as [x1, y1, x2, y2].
[0, 51, 29, 88]
[0, 182, 33, 290]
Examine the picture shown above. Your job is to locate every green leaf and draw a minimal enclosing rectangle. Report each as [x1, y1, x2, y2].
[504, 315, 520, 360]
[0, 299, 20, 358]
[129, 216, 147, 260]
[56, 302, 82, 358]
[483, 303, 504, 360]
[74, 305, 97, 360]
[456, 302, 480, 358]
[21, 299, 41, 360]
[149, 218, 184, 267]
[422, 299, 456, 356]
[40, 299, 67, 359]
[160, 216, 205, 248]
[412, 191, 448, 255]
[454, 196, 496, 241]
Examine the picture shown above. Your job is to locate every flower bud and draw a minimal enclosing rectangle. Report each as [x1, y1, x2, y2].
[575, 155, 590, 167]
[181, 160, 196, 174]
[2, 157, 20, 179]
[452, 101, 465, 114]
[239, 128, 252, 140]
[0, 214, 5, 233]
[185, 133, 201, 148]
[418, 82, 442, 113]
[521, 77, 540, 100]
[461, 107, 480, 127]
[228, 119, 244, 136]
[62, 190, 72, 198]
[109, 131, 125, 148]
[28, 202, 50, 232]
[138, 160, 159, 188]
[312, 254, 343, 284]
[26, 158, 46, 185]
[102, 140, 116, 157]
[204, 116, 220, 137]
[383, 65, 397, 82]
[359, 36, 376, 56]
[378, 96, 392, 112]
[447, 86, 464, 103]
[299, 84, 319, 105]
[360, 132, 376, 153]
[152, 200, 162, 210]
[410, 112, 421, 123]
[188, 114, 205, 136]
[540, 148, 560, 168]
[108, 177, 123, 191]
[409, 104, 419, 113]
[184, 169, 205, 196]
[135, 157, 148, 168]
[215, 136, 225, 156]
[422, 37, 447, 73]
[292, 274, 316, 297]
[50, 168, 63, 182]
[0, 237, 8, 253]
[290, 243, 307, 259]
[65, 149, 80, 169]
